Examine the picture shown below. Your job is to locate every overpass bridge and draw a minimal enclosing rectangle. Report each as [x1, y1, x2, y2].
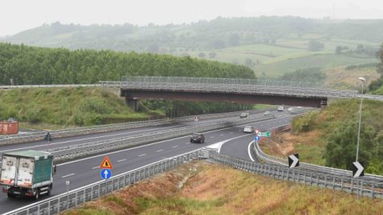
[101, 76, 373, 108]
[1, 76, 383, 108]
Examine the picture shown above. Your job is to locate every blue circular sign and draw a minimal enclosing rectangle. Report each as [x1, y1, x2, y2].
[254, 136, 260, 141]
[100, 169, 112, 179]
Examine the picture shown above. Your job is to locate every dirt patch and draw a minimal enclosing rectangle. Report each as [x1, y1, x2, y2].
[259, 130, 325, 163]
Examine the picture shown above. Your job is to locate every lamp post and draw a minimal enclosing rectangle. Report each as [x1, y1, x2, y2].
[356, 77, 366, 162]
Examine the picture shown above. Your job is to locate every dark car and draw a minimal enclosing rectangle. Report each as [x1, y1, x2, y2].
[190, 133, 205, 143]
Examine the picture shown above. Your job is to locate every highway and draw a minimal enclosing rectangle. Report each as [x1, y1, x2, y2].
[0, 110, 294, 214]
[0, 113, 257, 156]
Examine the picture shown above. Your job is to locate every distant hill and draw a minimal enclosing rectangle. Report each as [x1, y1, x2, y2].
[2, 16, 381, 84]
[3, 17, 383, 52]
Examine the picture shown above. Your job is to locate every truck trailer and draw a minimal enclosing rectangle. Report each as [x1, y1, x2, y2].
[0, 150, 55, 199]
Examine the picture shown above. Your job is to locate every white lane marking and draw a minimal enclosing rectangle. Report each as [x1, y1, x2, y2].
[138, 153, 146, 157]
[156, 149, 164, 152]
[248, 141, 255, 162]
[207, 133, 251, 153]
[117, 159, 127, 162]
[62, 173, 75, 178]
[57, 117, 293, 167]
[0, 126, 179, 153]
[172, 145, 178, 148]
[92, 166, 99, 170]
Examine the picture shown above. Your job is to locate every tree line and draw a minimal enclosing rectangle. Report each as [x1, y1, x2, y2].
[0, 43, 254, 85]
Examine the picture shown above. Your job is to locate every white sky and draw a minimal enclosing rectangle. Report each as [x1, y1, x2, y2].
[1, 0, 383, 36]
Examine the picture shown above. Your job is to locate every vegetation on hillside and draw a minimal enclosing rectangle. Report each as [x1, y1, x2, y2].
[2, 17, 381, 83]
[292, 99, 383, 174]
[0, 88, 152, 126]
[64, 161, 383, 215]
[0, 43, 254, 85]
[0, 43, 255, 127]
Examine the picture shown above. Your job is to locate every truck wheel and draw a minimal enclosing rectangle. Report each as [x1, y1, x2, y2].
[7, 193, 14, 198]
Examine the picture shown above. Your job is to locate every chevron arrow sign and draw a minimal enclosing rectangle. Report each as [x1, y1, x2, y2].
[288, 153, 299, 168]
[352, 161, 364, 178]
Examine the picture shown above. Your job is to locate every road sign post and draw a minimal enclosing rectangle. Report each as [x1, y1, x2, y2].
[100, 169, 112, 180]
[100, 156, 114, 180]
[100, 156, 113, 169]
[258, 131, 271, 137]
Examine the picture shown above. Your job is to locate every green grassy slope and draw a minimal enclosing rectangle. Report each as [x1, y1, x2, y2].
[0, 88, 153, 128]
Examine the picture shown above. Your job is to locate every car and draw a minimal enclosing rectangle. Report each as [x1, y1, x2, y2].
[263, 111, 272, 116]
[190, 133, 205, 143]
[243, 126, 254, 133]
[240, 112, 249, 118]
[277, 106, 284, 112]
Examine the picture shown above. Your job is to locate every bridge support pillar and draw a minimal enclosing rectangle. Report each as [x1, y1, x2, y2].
[125, 97, 139, 111]
[320, 99, 328, 108]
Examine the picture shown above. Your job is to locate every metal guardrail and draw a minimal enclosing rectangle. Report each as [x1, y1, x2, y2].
[0, 84, 102, 89]
[209, 151, 383, 199]
[0, 109, 262, 146]
[4, 149, 207, 215]
[7, 149, 383, 215]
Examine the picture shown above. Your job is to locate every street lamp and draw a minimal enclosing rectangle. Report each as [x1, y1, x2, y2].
[356, 77, 366, 162]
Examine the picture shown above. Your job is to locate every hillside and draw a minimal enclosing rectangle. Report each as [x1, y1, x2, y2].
[0, 43, 254, 85]
[0, 88, 153, 128]
[2, 17, 382, 85]
[260, 97, 383, 175]
[64, 161, 383, 215]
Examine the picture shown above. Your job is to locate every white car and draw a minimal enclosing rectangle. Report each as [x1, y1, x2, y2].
[243, 126, 254, 133]
[277, 106, 284, 112]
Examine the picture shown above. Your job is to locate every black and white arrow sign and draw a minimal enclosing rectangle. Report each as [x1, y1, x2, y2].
[352, 161, 364, 178]
[288, 153, 299, 168]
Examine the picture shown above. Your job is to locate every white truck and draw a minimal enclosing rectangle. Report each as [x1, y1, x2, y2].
[0, 150, 55, 199]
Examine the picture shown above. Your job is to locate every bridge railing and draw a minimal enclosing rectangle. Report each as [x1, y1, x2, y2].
[101, 76, 359, 98]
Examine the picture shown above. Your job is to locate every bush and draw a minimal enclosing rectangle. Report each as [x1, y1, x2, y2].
[292, 111, 319, 133]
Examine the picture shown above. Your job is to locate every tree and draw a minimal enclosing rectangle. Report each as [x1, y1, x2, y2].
[324, 120, 376, 170]
[308, 40, 324, 51]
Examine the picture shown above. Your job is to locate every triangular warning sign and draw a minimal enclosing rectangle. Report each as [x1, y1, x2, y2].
[100, 156, 113, 169]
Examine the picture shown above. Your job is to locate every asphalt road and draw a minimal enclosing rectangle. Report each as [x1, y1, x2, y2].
[0, 114, 259, 155]
[0, 111, 294, 214]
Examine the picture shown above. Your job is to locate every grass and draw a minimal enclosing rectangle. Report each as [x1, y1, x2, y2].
[185, 36, 379, 82]
[64, 161, 383, 215]
[324, 65, 379, 89]
[0, 88, 153, 129]
[254, 54, 377, 77]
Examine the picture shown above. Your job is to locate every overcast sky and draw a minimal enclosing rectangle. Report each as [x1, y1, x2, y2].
[1, 0, 383, 36]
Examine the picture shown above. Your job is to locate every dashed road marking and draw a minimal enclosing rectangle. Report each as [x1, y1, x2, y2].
[62, 173, 75, 178]
[117, 159, 127, 162]
[172, 145, 178, 148]
[138, 153, 146, 157]
[156, 149, 164, 152]
[92, 166, 99, 170]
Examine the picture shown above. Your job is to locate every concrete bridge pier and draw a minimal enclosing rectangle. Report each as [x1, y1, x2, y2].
[125, 97, 139, 111]
[320, 99, 328, 108]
